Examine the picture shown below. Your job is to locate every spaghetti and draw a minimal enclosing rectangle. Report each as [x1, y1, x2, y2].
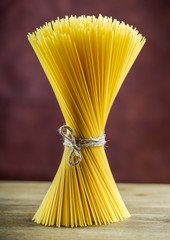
[28, 15, 146, 227]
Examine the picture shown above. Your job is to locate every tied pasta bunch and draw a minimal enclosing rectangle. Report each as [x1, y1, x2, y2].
[28, 15, 145, 227]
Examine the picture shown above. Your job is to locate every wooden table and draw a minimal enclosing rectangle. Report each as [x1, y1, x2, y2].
[0, 182, 170, 240]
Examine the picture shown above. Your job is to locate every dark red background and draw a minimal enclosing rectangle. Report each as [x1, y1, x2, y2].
[0, 0, 170, 183]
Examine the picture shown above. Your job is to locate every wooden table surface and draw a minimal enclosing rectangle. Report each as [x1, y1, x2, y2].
[0, 182, 170, 240]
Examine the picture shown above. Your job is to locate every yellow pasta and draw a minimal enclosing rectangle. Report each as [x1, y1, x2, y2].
[28, 15, 145, 227]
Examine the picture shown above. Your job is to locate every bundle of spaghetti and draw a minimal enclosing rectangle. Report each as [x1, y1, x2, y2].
[28, 15, 145, 227]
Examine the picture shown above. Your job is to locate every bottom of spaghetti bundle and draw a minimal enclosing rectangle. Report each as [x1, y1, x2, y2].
[32, 214, 131, 228]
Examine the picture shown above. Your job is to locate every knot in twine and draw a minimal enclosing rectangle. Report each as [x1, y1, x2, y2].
[59, 125, 106, 166]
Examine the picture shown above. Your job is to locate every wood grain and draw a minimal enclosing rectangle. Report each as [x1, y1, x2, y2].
[0, 181, 170, 240]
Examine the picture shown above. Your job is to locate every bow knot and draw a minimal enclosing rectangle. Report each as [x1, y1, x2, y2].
[59, 125, 81, 166]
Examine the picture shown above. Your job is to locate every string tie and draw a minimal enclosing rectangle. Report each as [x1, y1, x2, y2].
[59, 125, 106, 166]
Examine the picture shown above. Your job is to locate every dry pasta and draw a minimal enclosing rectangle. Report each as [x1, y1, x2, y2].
[28, 15, 146, 227]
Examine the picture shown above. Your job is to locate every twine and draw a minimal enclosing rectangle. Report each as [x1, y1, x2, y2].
[59, 125, 106, 166]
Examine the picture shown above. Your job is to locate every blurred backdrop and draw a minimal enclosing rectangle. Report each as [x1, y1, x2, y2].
[0, 0, 170, 183]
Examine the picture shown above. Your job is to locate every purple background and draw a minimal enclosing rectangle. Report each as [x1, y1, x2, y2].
[0, 0, 170, 183]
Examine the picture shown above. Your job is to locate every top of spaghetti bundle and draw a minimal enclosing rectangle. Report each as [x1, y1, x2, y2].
[27, 14, 146, 44]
